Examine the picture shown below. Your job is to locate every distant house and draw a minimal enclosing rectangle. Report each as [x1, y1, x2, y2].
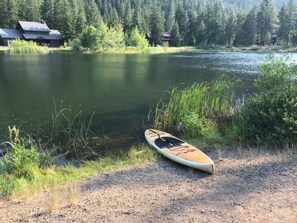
[0, 21, 64, 47]
[146, 32, 172, 46]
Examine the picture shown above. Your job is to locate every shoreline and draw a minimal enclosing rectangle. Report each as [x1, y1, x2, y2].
[1, 45, 297, 54]
[0, 146, 296, 222]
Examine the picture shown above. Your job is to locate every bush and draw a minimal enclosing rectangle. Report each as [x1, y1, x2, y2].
[237, 56, 297, 145]
[1, 126, 40, 179]
[103, 25, 125, 50]
[80, 25, 101, 50]
[70, 38, 83, 52]
[8, 40, 49, 54]
[127, 27, 149, 50]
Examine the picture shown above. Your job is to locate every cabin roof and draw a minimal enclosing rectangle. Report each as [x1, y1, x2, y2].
[22, 30, 63, 40]
[0, 29, 23, 39]
[18, 21, 50, 32]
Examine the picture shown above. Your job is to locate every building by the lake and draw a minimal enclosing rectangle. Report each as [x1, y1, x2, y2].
[0, 21, 64, 47]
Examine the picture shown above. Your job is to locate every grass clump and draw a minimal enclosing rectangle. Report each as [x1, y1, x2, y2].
[8, 40, 49, 54]
[50, 99, 96, 159]
[152, 77, 239, 144]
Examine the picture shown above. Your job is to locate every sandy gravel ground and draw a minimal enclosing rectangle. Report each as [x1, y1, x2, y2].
[0, 147, 296, 223]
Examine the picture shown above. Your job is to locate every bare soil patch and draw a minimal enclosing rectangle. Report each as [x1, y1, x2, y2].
[0, 147, 296, 223]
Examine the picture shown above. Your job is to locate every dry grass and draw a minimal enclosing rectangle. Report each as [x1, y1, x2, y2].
[67, 184, 81, 206]
[47, 189, 61, 212]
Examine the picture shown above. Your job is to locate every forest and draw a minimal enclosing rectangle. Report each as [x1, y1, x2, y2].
[1, 0, 297, 46]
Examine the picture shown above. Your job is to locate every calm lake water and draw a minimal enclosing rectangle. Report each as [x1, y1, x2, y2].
[0, 52, 293, 144]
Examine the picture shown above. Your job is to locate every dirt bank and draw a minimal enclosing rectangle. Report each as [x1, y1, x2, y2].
[0, 147, 296, 223]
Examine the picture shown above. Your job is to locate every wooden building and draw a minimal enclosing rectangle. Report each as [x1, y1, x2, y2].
[0, 21, 64, 47]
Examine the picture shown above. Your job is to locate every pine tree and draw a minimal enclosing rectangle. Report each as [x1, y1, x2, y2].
[41, 0, 54, 27]
[149, 5, 164, 46]
[123, 1, 133, 34]
[205, 3, 222, 45]
[18, 0, 41, 22]
[224, 12, 237, 45]
[165, 2, 175, 32]
[86, 0, 101, 28]
[53, 0, 73, 39]
[75, 1, 87, 34]
[185, 10, 197, 46]
[170, 21, 181, 46]
[278, 0, 296, 45]
[175, 4, 187, 43]
[195, 13, 206, 45]
[257, 0, 278, 45]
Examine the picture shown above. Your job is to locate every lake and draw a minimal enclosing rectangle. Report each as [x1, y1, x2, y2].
[0, 52, 291, 145]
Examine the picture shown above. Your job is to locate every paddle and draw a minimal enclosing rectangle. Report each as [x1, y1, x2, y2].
[149, 129, 174, 147]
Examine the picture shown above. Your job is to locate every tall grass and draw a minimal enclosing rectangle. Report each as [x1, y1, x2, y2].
[8, 40, 49, 54]
[152, 77, 239, 143]
[50, 99, 96, 159]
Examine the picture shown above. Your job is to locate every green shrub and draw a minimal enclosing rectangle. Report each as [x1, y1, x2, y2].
[8, 40, 49, 54]
[70, 38, 83, 52]
[103, 24, 125, 50]
[127, 27, 149, 50]
[237, 56, 297, 145]
[80, 25, 101, 50]
[1, 126, 40, 179]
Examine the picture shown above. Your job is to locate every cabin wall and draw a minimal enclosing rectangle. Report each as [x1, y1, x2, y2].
[0, 39, 9, 46]
[50, 40, 64, 47]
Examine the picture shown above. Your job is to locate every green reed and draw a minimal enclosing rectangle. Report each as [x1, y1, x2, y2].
[152, 77, 239, 142]
[8, 40, 49, 54]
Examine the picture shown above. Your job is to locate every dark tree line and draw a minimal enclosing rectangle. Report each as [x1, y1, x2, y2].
[1, 0, 297, 46]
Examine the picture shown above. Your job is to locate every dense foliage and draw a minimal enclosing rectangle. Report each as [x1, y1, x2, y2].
[238, 56, 297, 145]
[1, 0, 297, 46]
[153, 56, 297, 146]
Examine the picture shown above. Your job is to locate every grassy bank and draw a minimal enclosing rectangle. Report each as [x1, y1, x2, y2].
[0, 142, 158, 198]
[2, 44, 297, 55]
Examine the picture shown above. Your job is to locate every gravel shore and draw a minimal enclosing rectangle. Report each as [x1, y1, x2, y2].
[0, 147, 296, 223]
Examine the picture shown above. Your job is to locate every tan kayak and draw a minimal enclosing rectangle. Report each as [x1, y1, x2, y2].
[144, 129, 215, 174]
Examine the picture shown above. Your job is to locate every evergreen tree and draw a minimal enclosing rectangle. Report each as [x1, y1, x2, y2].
[149, 5, 164, 46]
[278, 0, 296, 44]
[185, 10, 197, 46]
[53, 0, 73, 39]
[0, 0, 19, 28]
[123, 1, 133, 34]
[170, 21, 181, 46]
[175, 4, 187, 42]
[18, 0, 41, 22]
[195, 13, 206, 45]
[86, 0, 101, 28]
[109, 7, 119, 27]
[41, 0, 54, 27]
[225, 12, 237, 45]
[165, 2, 175, 32]
[205, 3, 222, 45]
[257, 0, 278, 44]
[75, 1, 87, 34]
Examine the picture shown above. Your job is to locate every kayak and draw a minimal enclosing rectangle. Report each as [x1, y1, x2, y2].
[144, 129, 215, 174]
